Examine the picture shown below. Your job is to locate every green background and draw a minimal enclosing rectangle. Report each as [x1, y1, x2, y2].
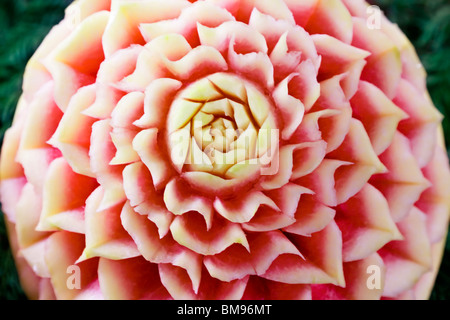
[0, 0, 449, 300]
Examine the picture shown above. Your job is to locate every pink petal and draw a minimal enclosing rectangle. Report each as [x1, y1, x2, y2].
[89, 120, 127, 209]
[45, 10, 109, 111]
[266, 281, 312, 300]
[121, 202, 202, 293]
[45, 231, 99, 300]
[305, 0, 353, 44]
[248, 231, 303, 275]
[81, 187, 140, 261]
[134, 78, 182, 129]
[15, 183, 49, 248]
[379, 207, 433, 298]
[264, 183, 313, 217]
[312, 253, 385, 300]
[158, 264, 197, 300]
[296, 159, 350, 207]
[416, 146, 450, 243]
[228, 42, 274, 89]
[291, 140, 328, 179]
[98, 257, 170, 300]
[133, 129, 174, 190]
[350, 81, 409, 155]
[370, 132, 431, 222]
[380, 18, 428, 93]
[310, 75, 352, 153]
[287, 60, 321, 112]
[263, 221, 345, 286]
[164, 178, 214, 229]
[48, 11, 108, 77]
[18, 83, 62, 151]
[328, 119, 387, 204]
[169, 213, 249, 255]
[220, 0, 294, 25]
[273, 74, 305, 140]
[49, 84, 97, 177]
[197, 20, 268, 55]
[203, 244, 255, 282]
[110, 127, 140, 166]
[0, 124, 26, 222]
[214, 190, 278, 224]
[312, 34, 370, 99]
[336, 184, 402, 262]
[283, 194, 336, 236]
[242, 206, 296, 232]
[289, 109, 340, 144]
[36, 158, 97, 232]
[352, 17, 402, 100]
[140, 0, 235, 46]
[196, 269, 249, 300]
[122, 162, 173, 238]
[394, 79, 443, 168]
[102, 0, 190, 57]
[110, 92, 144, 129]
[119, 36, 190, 91]
[283, 0, 319, 27]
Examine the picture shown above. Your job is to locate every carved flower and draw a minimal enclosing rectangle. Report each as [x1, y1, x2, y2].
[1, 0, 449, 300]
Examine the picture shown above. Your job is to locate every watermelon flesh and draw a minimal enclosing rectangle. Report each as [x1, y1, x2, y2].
[1, 0, 449, 300]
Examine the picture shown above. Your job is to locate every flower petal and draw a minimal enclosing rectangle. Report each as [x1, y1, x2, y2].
[296, 159, 350, 207]
[197, 20, 268, 54]
[123, 162, 173, 238]
[170, 213, 249, 256]
[379, 207, 433, 298]
[214, 190, 279, 224]
[133, 78, 182, 129]
[305, 0, 353, 44]
[336, 184, 403, 262]
[133, 129, 174, 190]
[164, 178, 214, 229]
[15, 184, 49, 249]
[263, 221, 345, 286]
[140, 0, 235, 46]
[90, 120, 127, 209]
[102, 0, 190, 57]
[36, 158, 97, 232]
[394, 79, 444, 168]
[328, 119, 387, 204]
[310, 75, 352, 153]
[370, 132, 431, 222]
[283, 194, 336, 236]
[45, 231, 100, 300]
[417, 145, 450, 243]
[352, 17, 402, 100]
[350, 81, 409, 155]
[273, 74, 305, 140]
[312, 253, 385, 300]
[49, 85, 97, 177]
[98, 257, 170, 300]
[81, 187, 140, 261]
[121, 202, 202, 293]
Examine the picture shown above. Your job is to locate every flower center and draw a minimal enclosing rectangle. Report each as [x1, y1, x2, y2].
[166, 73, 279, 189]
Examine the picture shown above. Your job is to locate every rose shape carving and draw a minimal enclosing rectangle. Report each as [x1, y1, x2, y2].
[1, 0, 449, 300]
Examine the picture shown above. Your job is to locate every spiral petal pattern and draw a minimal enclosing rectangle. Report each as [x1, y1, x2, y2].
[1, 0, 449, 300]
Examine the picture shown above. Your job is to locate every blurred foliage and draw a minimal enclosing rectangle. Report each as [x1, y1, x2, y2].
[0, 0, 449, 300]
